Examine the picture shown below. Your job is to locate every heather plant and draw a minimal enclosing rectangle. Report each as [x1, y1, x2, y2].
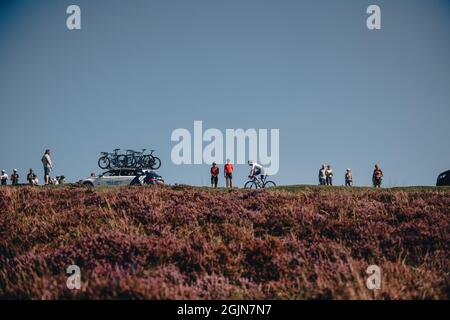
[0, 185, 448, 299]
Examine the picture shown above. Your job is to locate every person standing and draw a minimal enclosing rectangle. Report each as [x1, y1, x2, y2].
[325, 165, 333, 186]
[10, 169, 19, 185]
[27, 169, 38, 185]
[41, 149, 53, 185]
[345, 168, 353, 186]
[224, 159, 234, 189]
[318, 165, 326, 185]
[372, 164, 384, 188]
[1, 170, 8, 185]
[210, 162, 219, 188]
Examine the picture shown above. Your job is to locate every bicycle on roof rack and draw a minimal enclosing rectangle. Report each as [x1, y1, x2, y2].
[98, 148, 127, 169]
[98, 148, 161, 170]
[123, 149, 161, 170]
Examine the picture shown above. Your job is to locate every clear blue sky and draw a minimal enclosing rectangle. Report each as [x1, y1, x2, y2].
[0, 0, 449, 186]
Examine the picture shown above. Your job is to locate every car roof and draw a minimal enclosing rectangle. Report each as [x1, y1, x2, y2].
[103, 168, 141, 173]
[99, 169, 141, 177]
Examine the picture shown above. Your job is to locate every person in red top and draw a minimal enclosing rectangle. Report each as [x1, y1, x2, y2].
[224, 159, 234, 188]
[210, 162, 219, 188]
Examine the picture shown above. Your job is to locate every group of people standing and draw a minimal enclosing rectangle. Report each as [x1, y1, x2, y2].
[318, 164, 384, 187]
[210, 159, 234, 188]
[318, 165, 336, 186]
[0, 149, 63, 186]
[1, 168, 39, 186]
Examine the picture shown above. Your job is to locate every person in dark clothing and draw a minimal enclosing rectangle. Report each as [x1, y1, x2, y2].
[11, 169, 19, 185]
[372, 164, 384, 188]
[27, 169, 38, 185]
[318, 165, 326, 185]
[210, 162, 219, 188]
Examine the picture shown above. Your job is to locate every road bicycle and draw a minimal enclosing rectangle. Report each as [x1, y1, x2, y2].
[124, 149, 162, 170]
[123, 149, 145, 168]
[244, 175, 276, 189]
[98, 149, 127, 169]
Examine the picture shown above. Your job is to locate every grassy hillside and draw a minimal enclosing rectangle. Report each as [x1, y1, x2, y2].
[0, 185, 449, 299]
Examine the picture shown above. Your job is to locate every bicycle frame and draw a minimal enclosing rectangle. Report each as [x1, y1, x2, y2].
[245, 174, 275, 189]
[127, 150, 146, 167]
[250, 176, 264, 188]
[254, 174, 268, 183]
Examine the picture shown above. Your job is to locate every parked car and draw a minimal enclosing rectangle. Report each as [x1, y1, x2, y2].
[436, 170, 450, 186]
[82, 168, 162, 187]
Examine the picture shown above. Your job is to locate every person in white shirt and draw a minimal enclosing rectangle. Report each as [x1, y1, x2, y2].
[41, 149, 53, 185]
[248, 160, 266, 181]
[325, 165, 333, 186]
[345, 168, 353, 186]
[1, 170, 8, 185]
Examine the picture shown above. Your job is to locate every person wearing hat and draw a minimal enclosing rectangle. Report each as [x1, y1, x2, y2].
[210, 162, 219, 188]
[1, 170, 8, 185]
[10, 169, 19, 185]
[345, 168, 353, 186]
[41, 149, 53, 185]
[372, 164, 384, 188]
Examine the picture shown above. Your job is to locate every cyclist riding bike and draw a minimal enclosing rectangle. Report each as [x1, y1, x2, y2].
[248, 160, 266, 182]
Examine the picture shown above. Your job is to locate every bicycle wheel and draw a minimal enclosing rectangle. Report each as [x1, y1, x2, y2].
[150, 156, 161, 170]
[98, 156, 110, 169]
[263, 181, 276, 188]
[244, 180, 258, 189]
